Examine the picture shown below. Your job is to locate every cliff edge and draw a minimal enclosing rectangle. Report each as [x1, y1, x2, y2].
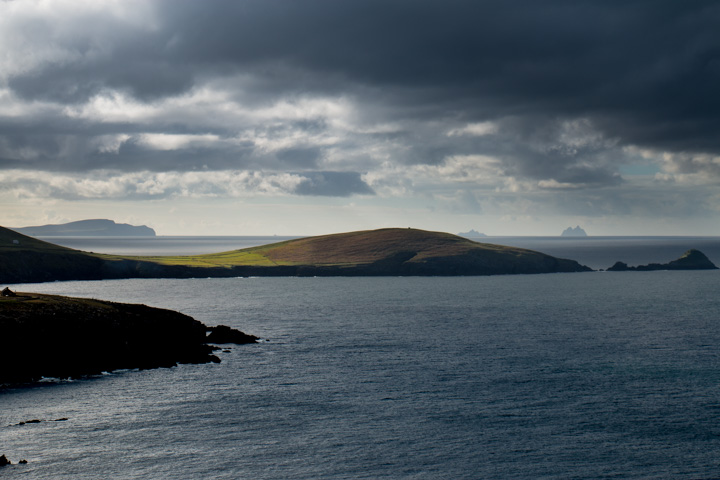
[0, 291, 257, 386]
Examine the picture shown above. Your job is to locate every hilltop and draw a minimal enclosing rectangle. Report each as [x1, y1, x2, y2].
[0, 226, 592, 283]
[12, 219, 155, 237]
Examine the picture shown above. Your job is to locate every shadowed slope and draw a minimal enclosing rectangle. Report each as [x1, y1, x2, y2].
[0, 226, 105, 283]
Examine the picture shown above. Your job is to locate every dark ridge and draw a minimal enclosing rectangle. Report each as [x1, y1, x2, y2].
[607, 249, 718, 271]
[12, 219, 156, 237]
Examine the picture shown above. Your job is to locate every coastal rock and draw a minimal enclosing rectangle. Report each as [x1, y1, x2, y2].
[666, 249, 718, 269]
[0, 455, 10, 467]
[608, 261, 628, 271]
[207, 325, 259, 344]
[0, 293, 253, 385]
[607, 249, 718, 271]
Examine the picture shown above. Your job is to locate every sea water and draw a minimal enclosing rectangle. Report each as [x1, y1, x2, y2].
[33, 235, 299, 257]
[2, 238, 720, 478]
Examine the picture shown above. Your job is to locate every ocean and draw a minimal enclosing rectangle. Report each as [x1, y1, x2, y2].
[2, 237, 720, 478]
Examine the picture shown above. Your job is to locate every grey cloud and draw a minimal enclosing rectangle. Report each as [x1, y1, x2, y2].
[294, 171, 374, 197]
[2, 0, 720, 194]
[0, 132, 252, 172]
[11, 1, 720, 123]
[275, 147, 323, 169]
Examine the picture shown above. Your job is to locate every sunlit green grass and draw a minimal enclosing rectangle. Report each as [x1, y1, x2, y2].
[98, 250, 280, 267]
[94, 228, 527, 268]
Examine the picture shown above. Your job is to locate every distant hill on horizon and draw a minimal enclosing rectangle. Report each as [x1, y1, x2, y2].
[13, 219, 156, 237]
[458, 229, 488, 238]
[561, 226, 588, 237]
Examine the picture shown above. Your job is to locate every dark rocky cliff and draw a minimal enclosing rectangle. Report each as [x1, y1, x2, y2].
[0, 292, 257, 386]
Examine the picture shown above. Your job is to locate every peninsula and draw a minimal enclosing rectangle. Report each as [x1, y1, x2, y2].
[0, 226, 591, 283]
[606, 249, 718, 271]
[0, 290, 257, 386]
[12, 219, 156, 237]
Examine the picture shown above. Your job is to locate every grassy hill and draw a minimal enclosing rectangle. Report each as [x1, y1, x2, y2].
[133, 228, 591, 273]
[0, 226, 592, 283]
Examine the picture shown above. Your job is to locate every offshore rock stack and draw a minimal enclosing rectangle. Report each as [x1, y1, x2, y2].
[0, 455, 27, 466]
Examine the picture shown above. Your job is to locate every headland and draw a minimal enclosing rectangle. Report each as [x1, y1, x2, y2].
[0, 290, 257, 386]
[0, 226, 592, 283]
[606, 249, 718, 271]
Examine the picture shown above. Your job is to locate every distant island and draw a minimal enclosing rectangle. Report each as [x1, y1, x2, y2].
[0, 226, 591, 283]
[13, 219, 156, 237]
[606, 249, 718, 271]
[561, 226, 588, 237]
[458, 229, 488, 238]
[0, 289, 257, 386]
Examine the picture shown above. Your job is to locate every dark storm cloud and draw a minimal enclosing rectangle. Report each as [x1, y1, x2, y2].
[192, 0, 720, 154]
[3, 0, 720, 194]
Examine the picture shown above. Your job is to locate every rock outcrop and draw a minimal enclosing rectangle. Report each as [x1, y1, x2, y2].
[207, 325, 259, 344]
[607, 249, 718, 271]
[0, 293, 257, 386]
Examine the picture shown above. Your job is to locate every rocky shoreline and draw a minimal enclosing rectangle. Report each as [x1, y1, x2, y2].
[0, 290, 258, 386]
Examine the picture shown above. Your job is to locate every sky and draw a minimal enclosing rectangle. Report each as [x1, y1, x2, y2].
[1, 0, 719, 236]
